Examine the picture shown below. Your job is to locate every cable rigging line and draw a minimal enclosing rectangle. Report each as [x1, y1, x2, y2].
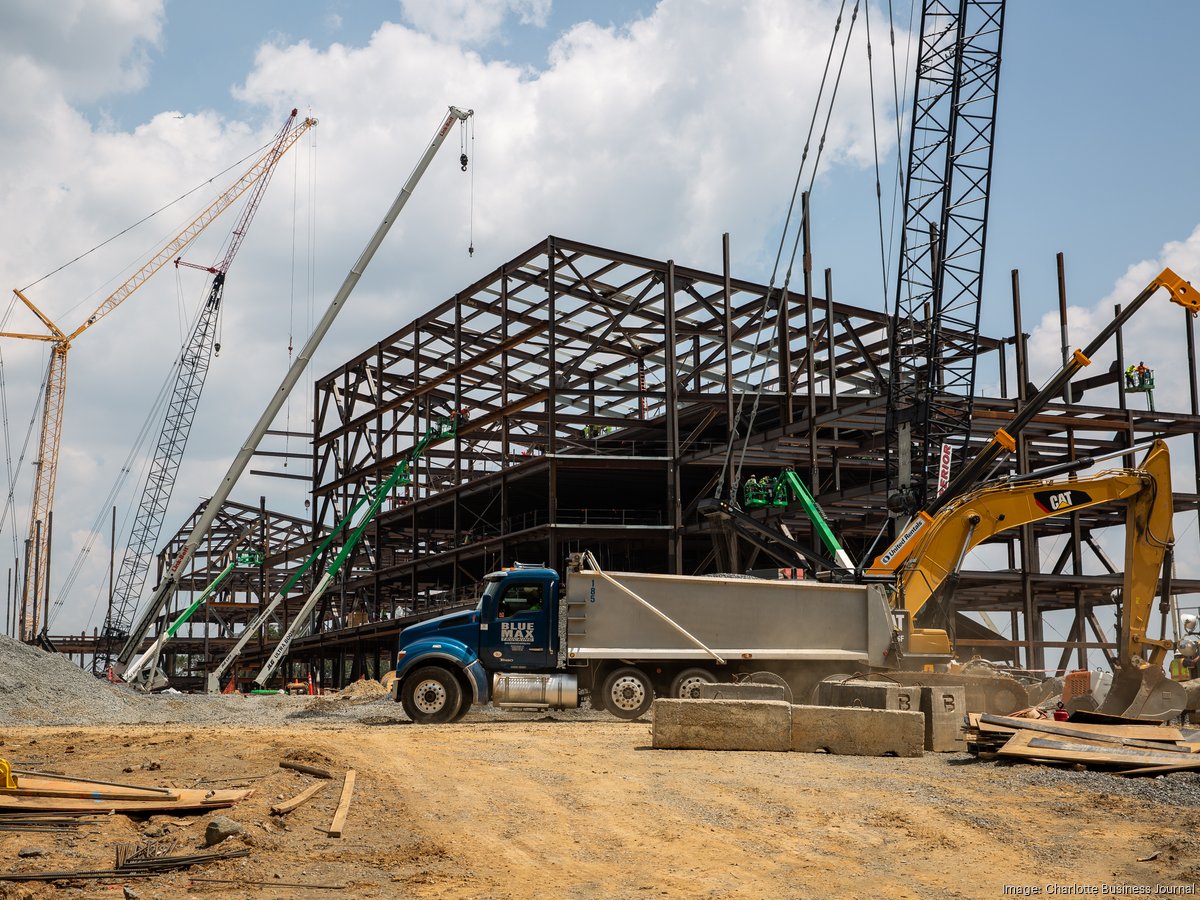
[17, 137, 279, 296]
[726, 0, 863, 500]
[715, 0, 851, 503]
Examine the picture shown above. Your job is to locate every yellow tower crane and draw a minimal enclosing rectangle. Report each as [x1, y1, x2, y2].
[5, 109, 316, 640]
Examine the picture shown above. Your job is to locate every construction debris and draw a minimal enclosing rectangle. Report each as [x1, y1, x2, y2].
[327, 770, 356, 838]
[965, 712, 1200, 774]
[0, 841, 249, 882]
[271, 780, 329, 816]
[0, 760, 252, 814]
[279, 760, 333, 779]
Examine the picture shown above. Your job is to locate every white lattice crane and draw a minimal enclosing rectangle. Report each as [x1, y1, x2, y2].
[5, 110, 316, 640]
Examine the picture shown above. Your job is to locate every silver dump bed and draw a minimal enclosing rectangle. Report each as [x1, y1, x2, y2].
[563, 565, 894, 666]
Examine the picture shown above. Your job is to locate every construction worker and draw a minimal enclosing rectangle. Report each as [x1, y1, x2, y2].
[1125, 365, 1137, 388]
[744, 475, 760, 505]
[1170, 655, 1189, 682]
[1137, 361, 1148, 387]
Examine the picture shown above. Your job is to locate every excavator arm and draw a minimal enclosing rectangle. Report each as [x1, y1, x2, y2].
[891, 439, 1182, 719]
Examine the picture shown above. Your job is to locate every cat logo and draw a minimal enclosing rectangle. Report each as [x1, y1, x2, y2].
[1033, 489, 1092, 513]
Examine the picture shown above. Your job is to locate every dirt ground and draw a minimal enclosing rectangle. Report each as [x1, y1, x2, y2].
[2, 709, 1199, 899]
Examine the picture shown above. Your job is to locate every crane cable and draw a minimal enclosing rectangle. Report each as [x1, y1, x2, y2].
[720, 0, 864, 504]
[16, 136, 281, 296]
[864, 0, 890, 311]
[714, 0, 852, 503]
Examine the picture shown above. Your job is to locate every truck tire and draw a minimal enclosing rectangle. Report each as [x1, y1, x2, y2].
[670, 667, 717, 699]
[400, 666, 463, 724]
[601, 666, 654, 720]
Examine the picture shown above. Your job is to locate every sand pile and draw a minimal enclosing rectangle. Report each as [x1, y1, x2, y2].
[339, 678, 390, 702]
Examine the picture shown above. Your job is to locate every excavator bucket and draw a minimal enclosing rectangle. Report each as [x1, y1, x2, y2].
[1095, 666, 1186, 721]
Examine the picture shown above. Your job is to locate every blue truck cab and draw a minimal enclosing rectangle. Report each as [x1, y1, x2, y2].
[393, 564, 578, 724]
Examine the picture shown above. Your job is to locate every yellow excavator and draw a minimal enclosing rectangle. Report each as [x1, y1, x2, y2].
[881, 438, 1181, 720]
[868, 266, 1200, 720]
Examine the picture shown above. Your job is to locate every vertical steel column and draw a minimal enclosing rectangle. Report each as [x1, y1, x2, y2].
[1011, 268, 1038, 671]
[1115, 303, 1128, 412]
[721, 235, 735, 499]
[665, 260, 682, 573]
[547, 240, 558, 569]
[1056, 256, 1086, 671]
[824, 268, 840, 493]
[803, 193, 816, 486]
[1188, 310, 1200, 538]
[452, 296, 462, 600]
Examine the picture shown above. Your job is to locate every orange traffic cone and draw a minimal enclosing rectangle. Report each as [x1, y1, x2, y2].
[222, 677, 238, 695]
[307, 671, 314, 696]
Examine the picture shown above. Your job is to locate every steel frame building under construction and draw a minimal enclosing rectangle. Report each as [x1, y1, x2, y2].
[49, 234, 1200, 690]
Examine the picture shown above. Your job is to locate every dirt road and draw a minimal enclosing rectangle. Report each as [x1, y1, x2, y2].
[2, 710, 1199, 898]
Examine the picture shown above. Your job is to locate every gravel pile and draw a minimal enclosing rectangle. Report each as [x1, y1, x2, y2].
[0, 635, 407, 727]
[0, 634, 151, 726]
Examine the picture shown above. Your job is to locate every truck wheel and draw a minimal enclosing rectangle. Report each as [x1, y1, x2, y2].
[670, 667, 717, 699]
[601, 666, 654, 720]
[400, 666, 463, 724]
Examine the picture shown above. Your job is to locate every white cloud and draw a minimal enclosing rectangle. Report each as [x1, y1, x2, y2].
[399, 0, 552, 46]
[0, 0, 164, 102]
[0, 0, 911, 632]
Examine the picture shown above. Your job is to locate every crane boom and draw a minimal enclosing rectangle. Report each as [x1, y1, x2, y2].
[116, 105, 474, 681]
[96, 110, 313, 667]
[887, 0, 1006, 513]
[6, 111, 315, 640]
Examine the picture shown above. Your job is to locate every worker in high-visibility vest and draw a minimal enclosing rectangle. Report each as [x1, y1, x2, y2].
[1170, 655, 1190, 682]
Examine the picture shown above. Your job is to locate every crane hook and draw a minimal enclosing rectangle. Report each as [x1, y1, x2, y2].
[460, 153, 469, 172]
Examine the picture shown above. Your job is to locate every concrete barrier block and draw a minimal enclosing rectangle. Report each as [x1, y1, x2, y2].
[652, 698, 792, 751]
[695, 682, 786, 702]
[920, 685, 966, 752]
[814, 680, 922, 714]
[790, 705, 924, 757]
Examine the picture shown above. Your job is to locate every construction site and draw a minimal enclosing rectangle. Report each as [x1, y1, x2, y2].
[3, 2, 1200, 897]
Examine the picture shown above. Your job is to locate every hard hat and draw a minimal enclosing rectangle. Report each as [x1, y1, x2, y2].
[1182, 613, 1199, 634]
[1178, 634, 1200, 660]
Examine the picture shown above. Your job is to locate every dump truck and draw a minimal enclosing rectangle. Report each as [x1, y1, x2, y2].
[393, 551, 898, 723]
[395, 438, 1182, 723]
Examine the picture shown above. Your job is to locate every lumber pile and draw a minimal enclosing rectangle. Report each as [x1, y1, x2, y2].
[965, 713, 1200, 776]
[0, 762, 252, 813]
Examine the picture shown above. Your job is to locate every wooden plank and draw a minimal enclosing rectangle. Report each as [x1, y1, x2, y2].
[980, 715, 1187, 746]
[327, 770, 356, 838]
[270, 781, 328, 816]
[0, 787, 252, 814]
[1117, 759, 1200, 777]
[998, 731, 1191, 768]
[279, 761, 333, 780]
[11, 770, 175, 795]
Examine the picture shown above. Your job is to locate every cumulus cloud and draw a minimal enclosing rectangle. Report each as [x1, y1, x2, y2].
[0, 0, 992, 633]
[399, 0, 552, 45]
[0, 0, 164, 102]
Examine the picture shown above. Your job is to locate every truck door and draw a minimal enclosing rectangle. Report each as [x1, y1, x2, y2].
[481, 578, 556, 670]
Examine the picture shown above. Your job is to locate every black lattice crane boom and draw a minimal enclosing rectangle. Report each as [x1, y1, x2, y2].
[96, 109, 315, 665]
[887, 0, 1006, 514]
[4, 109, 315, 641]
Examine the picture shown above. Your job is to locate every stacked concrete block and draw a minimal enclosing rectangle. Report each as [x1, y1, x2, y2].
[790, 705, 924, 757]
[814, 680, 921, 714]
[919, 685, 966, 752]
[651, 698, 792, 751]
[814, 679, 964, 752]
[695, 682, 786, 702]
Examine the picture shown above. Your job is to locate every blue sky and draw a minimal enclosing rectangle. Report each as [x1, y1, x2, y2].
[2, 0, 1200, 638]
